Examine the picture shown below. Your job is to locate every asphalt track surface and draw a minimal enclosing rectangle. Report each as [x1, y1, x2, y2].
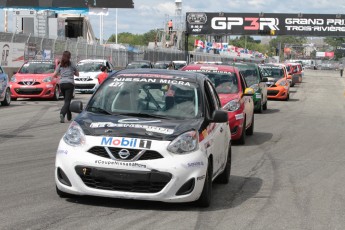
[1, 69, 345, 230]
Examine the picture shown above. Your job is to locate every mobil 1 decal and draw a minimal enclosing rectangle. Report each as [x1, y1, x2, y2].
[186, 12, 345, 37]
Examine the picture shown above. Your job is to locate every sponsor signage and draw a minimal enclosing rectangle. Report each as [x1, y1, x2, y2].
[186, 12, 345, 36]
[0, 0, 134, 9]
[0, 42, 25, 67]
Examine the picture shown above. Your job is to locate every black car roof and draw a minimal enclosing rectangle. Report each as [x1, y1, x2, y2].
[109, 68, 205, 84]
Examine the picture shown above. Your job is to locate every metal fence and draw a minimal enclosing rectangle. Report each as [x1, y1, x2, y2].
[0, 32, 266, 69]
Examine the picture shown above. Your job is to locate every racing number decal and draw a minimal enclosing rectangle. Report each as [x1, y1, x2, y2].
[139, 140, 152, 149]
[244, 18, 259, 30]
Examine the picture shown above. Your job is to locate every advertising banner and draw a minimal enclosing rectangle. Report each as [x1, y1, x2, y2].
[0, 0, 133, 8]
[186, 12, 345, 36]
[0, 42, 25, 68]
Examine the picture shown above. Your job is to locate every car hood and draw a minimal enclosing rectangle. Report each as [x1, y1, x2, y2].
[218, 93, 239, 107]
[75, 112, 204, 141]
[14, 73, 54, 81]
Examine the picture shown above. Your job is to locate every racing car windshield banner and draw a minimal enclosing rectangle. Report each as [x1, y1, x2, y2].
[186, 12, 345, 37]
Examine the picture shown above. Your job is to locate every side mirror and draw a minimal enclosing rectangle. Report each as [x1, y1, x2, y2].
[13, 71, 17, 75]
[211, 110, 228, 123]
[261, 77, 268, 82]
[70, 101, 83, 113]
[243, 88, 255, 96]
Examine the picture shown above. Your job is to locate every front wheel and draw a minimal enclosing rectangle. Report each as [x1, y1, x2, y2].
[1, 88, 11, 106]
[246, 113, 254, 136]
[255, 99, 263, 113]
[263, 100, 268, 110]
[285, 93, 290, 101]
[196, 159, 212, 207]
[216, 143, 231, 184]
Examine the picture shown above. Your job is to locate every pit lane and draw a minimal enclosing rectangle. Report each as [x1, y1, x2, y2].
[1, 69, 345, 229]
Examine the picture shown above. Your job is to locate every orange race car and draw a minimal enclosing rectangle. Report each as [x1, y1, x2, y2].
[259, 63, 290, 101]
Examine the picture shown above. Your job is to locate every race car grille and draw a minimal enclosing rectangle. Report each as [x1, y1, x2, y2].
[15, 88, 43, 95]
[87, 147, 164, 161]
[75, 166, 172, 193]
[75, 84, 95, 90]
[267, 90, 279, 96]
[75, 78, 93, 81]
[87, 146, 109, 158]
[18, 81, 40, 85]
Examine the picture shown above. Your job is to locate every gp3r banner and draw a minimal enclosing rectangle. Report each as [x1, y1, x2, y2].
[186, 12, 345, 36]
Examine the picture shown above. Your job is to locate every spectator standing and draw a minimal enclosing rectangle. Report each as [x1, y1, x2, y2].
[339, 63, 344, 77]
[167, 62, 175, 70]
[168, 20, 173, 34]
[97, 66, 108, 84]
[53, 51, 79, 123]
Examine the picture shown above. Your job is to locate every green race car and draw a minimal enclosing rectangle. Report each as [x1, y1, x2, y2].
[231, 62, 268, 113]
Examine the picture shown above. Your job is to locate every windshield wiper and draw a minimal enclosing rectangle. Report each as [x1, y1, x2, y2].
[87, 107, 112, 115]
[117, 112, 169, 119]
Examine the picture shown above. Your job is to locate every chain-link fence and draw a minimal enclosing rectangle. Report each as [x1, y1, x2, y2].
[0, 31, 266, 70]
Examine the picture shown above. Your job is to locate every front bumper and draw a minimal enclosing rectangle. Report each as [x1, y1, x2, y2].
[10, 83, 57, 99]
[55, 138, 207, 203]
[267, 86, 288, 100]
[74, 79, 98, 93]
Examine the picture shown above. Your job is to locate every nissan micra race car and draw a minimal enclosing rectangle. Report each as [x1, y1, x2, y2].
[55, 69, 231, 207]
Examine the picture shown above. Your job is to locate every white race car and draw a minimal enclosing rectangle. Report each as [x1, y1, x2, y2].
[55, 69, 231, 207]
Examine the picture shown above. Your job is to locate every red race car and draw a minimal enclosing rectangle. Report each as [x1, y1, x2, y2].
[181, 64, 255, 144]
[10, 59, 60, 100]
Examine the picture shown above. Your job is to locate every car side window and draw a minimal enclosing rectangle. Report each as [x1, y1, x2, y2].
[239, 72, 247, 92]
[204, 81, 216, 119]
[206, 80, 220, 110]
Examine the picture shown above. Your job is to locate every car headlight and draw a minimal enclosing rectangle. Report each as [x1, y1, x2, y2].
[250, 84, 259, 92]
[43, 76, 53, 82]
[222, 99, 240, 112]
[167, 130, 199, 154]
[63, 121, 86, 147]
[10, 76, 16, 82]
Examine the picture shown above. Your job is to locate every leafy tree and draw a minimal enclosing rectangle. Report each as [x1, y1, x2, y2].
[324, 37, 345, 60]
[269, 36, 307, 60]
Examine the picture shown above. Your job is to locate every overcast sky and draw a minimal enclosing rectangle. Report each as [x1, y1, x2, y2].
[1, 0, 345, 40]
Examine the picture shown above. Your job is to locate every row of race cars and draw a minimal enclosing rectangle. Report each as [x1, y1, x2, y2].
[0, 58, 303, 207]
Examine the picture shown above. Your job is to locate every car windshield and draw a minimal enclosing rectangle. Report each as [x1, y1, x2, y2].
[154, 63, 169, 69]
[87, 75, 201, 119]
[260, 66, 285, 79]
[173, 62, 186, 69]
[197, 72, 239, 94]
[77, 62, 103, 72]
[234, 65, 259, 86]
[126, 62, 151, 69]
[18, 62, 55, 74]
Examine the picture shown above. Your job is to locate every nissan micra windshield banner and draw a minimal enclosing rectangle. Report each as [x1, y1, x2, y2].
[186, 12, 345, 36]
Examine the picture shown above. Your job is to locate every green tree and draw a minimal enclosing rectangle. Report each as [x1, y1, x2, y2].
[324, 37, 345, 60]
[269, 36, 307, 60]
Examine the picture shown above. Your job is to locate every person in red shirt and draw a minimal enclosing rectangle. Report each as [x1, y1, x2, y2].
[97, 66, 108, 84]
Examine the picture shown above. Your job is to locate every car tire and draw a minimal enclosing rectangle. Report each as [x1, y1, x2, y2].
[285, 93, 290, 101]
[53, 86, 60, 101]
[196, 158, 212, 208]
[246, 113, 254, 136]
[256, 99, 263, 113]
[235, 117, 246, 145]
[215, 143, 231, 184]
[56, 186, 74, 198]
[1, 88, 11, 106]
[263, 100, 268, 110]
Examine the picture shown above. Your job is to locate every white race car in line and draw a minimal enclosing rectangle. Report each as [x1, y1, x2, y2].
[55, 69, 231, 207]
